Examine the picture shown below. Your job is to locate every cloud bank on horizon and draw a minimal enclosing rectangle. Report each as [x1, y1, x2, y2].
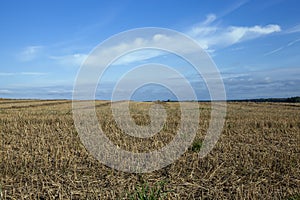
[0, 0, 299, 100]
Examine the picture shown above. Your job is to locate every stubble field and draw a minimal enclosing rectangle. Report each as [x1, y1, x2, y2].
[0, 99, 299, 199]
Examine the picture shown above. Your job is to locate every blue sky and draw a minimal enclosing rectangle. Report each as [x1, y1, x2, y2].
[0, 0, 299, 100]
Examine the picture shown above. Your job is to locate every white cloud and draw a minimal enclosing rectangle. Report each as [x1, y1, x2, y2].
[83, 33, 207, 69]
[113, 50, 163, 65]
[84, 37, 157, 67]
[19, 46, 43, 61]
[82, 20, 281, 68]
[48, 89, 73, 94]
[0, 72, 46, 76]
[50, 53, 87, 67]
[0, 89, 12, 94]
[0, 72, 14, 76]
[99, 18, 281, 64]
[58, 14, 281, 68]
[190, 24, 281, 51]
[20, 72, 47, 76]
[202, 14, 217, 25]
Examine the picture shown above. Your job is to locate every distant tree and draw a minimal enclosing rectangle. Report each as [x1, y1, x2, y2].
[287, 96, 300, 103]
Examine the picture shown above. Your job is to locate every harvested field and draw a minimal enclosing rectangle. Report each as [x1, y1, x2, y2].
[0, 99, 299, 199]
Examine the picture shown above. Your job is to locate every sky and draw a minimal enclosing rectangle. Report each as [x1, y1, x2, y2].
[0, 0, 299, 100]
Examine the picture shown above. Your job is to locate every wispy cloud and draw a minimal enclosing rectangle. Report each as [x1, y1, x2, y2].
[264, 23, 300, 56]
[82, 32, 208, 69]
[188, 15, 281, 51]
[40, 5, 279, 68]
[218, 0, 249, 18]
[221, 66, 300, 99]
[202, 14, 217, 25]
[47, 89, 73, 95]
[287, 38, 300, 46]
[285, 24, 300, 34]
[3, 66, 298, 100]
[50, 53, 87, 67]
[83, 17, 281, 68]
[0, 72, 14, 76]
[39, 2, 278, 68]
[264, 38, 300, 56]
[20, 72, 47, 76]
[18, 45, 43, 61]
[0, 72, 47, 76]
[264, 46, 284, 56]
[0, 89, 12, 94]
[113, 50, 164, 65]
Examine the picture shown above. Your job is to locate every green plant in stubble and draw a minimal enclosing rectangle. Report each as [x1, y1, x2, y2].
[128, 181, 168, 200]
[0, 184, 2, 200]
[190, 139, 203, 152]
[288, 194, 300, 200]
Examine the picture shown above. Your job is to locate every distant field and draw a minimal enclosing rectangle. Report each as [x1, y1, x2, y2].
[0, 99, 299, 199]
